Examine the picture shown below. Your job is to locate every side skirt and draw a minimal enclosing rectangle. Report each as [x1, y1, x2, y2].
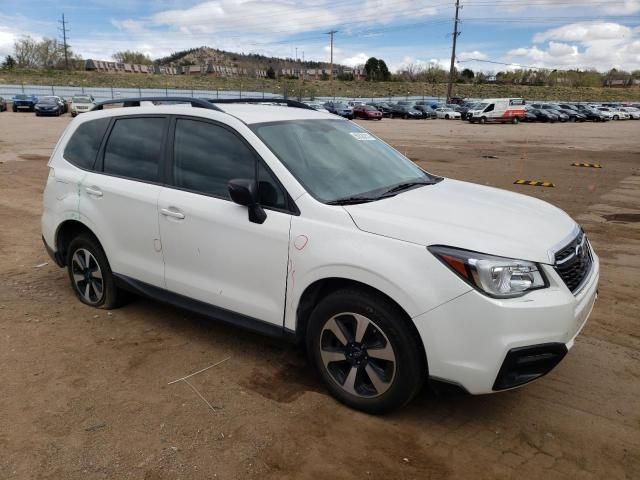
[113, 274, 299, 343]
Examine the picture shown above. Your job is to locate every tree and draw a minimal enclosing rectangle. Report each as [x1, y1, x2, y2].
[1, 55, 16, 70]
[266, 65, 276, 79]
[14, 35, 40, 68]
[364, 57, 391, 81]
[460, 68, 474, 81]
[112, 50, 152, 64]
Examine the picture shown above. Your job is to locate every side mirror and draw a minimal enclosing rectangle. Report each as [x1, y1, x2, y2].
[228, 178, 267, 224]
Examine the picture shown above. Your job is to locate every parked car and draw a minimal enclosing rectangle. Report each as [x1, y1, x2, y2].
[0, 96, 6, 112]
[526, 108, 559, 123]
[555, 107, 586, 122]
[523, 110, 538, 122]
[598, 107, 629, 120]
[572, 105, 606, 122]
[70, 95, 95, 116]
[619, 107, 640, 119]
[352, 104, 383, 120]
[12, 94, 38, 112]
[414, 105, 437, 119]
[367, 102, 393, 117]
[324, 102, 354, 119]
[435, 107, 461, 120]
[34, 96, 65, 116]
[388, 104, 423, 119]
[595, 107, 615, 120]
[532, 104, 569, 122]
[42, 98, 599, 414]
[303, 102, 330, 113]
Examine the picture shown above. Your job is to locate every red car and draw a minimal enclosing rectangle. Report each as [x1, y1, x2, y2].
[353, 105, 383, 120]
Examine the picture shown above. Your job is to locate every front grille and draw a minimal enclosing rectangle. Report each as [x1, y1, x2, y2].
[553, 231, 593, 294]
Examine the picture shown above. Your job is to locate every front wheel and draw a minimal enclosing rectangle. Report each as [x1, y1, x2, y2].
[479, 116, 487, 124]
[307, 288, 425, 414]
[613, 115, 619, 120]
[67, 234, 125, 309]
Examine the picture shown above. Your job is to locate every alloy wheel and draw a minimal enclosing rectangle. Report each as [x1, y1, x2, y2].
[319, 312, 396, 398]
[71, 248, 104, 304]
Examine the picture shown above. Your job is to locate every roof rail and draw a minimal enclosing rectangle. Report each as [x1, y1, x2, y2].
[92, 97, 223, 111]
[208, 98, 315, 110]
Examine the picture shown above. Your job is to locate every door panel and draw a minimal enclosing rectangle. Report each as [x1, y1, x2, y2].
[78, 115, 168, 287]
[158, 187, 291, 326]
[80, 173, 164, 287]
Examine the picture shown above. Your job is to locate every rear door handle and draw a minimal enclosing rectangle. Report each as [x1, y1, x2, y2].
[160, 207, 185, 220]
[85, 186, 103, 197]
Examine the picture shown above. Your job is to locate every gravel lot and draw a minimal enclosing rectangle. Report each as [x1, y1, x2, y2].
[1, 111, 639, 480]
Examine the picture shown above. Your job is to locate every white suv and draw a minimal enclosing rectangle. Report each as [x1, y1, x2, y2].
[41, 98, 599, 413]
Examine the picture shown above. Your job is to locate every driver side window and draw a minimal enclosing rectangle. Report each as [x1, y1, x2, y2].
[172, 118, 287, 210]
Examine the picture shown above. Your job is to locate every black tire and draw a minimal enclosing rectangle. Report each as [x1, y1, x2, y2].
[307, 288, 425, 414]
[403, 114, 408, 119]
[613, 115, 619, 121]
[569, 116, 576, 122]
[445, 114, 449, 120]
[480, 116, 487, 124]
[66, 234, 124, 309]
[12, 106, 17, 112]
[511, 116, 519, 124]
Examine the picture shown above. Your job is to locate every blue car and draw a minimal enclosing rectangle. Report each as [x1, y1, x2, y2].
[323, 101, 354, 119]
[12, 94, 38, 112]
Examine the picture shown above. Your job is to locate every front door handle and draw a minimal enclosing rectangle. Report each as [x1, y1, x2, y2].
[160, 207, 185, 220]
[85, 186, 103, 197]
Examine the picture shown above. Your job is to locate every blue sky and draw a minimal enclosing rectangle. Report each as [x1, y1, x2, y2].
[1, 0, 639, 72]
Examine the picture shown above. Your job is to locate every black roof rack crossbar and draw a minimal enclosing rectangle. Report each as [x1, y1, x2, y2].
[93, 97, 223, 111]
[207, 98, 315, 110]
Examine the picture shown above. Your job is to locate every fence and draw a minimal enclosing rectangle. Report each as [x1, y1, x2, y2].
[0, 83, 448, 104]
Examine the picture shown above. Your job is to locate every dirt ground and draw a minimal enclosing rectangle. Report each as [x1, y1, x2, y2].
[1, 111, 639, 480]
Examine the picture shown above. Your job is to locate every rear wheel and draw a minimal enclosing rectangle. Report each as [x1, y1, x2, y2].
[307, 288, 425, 414]
[67, 234, 124, 309]
[511, 116, 519, 124]
[613, 115, 619, 120]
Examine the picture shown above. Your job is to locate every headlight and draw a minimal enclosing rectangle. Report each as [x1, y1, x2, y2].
[428, 246, 547, 298]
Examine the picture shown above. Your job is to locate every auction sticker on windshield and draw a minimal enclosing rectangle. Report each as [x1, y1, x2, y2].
[350, 132, 376, 141]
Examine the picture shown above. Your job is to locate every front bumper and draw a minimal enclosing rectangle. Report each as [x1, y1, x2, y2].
[414, 255, 599, 394]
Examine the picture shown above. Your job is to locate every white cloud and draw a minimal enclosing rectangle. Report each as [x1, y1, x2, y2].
[533, 22, 632, 44]
[508, 21, 640, 71]
[458, 50, 487, 61]
[0, 26, 17, 58]
[111, 19, 147, 34]
[341, 52, 368, 67]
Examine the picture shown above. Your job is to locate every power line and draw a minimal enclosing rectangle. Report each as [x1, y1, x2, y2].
[447, 0, 461, 103]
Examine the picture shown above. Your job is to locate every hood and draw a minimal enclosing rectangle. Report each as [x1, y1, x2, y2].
[344, 179, 577, 264]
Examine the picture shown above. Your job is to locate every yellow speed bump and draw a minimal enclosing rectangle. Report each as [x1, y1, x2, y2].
[572, 162, 602, 168]
[514, 180, 555, 187]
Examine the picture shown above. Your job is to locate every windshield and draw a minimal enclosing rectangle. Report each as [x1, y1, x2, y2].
[252, 119, 437, 204]
[15, 94, 28, 100]
[73, 96, 92, 102]
[38, 97, 57, 104]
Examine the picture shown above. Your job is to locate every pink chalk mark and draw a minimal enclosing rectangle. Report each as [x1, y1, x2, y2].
[294, 235, 309, 251]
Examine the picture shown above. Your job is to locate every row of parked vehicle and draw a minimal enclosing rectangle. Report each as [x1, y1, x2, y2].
[0, 94, 97, 117]
[308, 100, 463, 120]
[302, 98, 640, 124]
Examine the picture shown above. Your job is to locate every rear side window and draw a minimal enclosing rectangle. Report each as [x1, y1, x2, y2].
[173, 118, 256, 199]
[103, 117, 166, 182]
[63, 118, 110, 170]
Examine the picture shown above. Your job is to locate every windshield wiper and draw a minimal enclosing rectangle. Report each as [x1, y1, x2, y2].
[381, 180, 435, 197]
[326, 196, 381, 205]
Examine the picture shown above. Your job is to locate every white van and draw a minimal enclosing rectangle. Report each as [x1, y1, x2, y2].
[469, 98, 526, 124]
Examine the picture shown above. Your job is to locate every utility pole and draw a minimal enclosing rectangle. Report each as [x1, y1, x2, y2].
[295, 47, 298, 62]
[446, 0, 461, 103]
[59, 13, 70, 70]
[326, 30, 338, 83]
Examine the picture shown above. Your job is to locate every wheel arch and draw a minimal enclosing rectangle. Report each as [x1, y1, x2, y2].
[55, 219, 102, 267]
[294, 277, 427, 364]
